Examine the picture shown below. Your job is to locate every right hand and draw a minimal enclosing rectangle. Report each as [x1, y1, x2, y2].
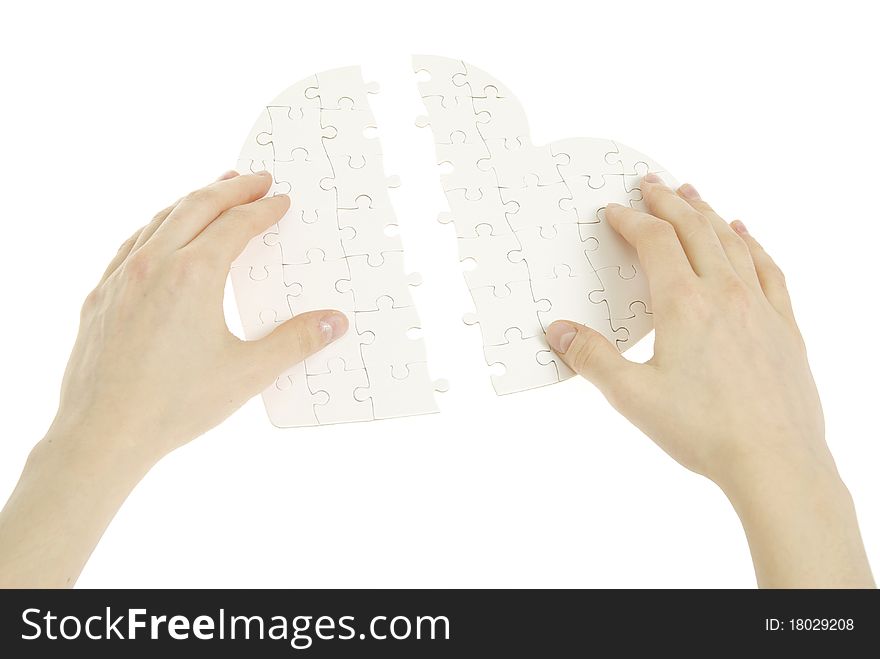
[546, 175, 829, 492]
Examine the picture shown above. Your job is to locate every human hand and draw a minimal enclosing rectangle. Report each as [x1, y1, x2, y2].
[547, 175, 823, 487]
[546, 175, 873, 587]
[48, 170, 348, 466]
[0, 171, 350, 587]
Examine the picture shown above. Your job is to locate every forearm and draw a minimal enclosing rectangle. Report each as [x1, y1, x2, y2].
[0, 429, 152, 588]
[721, 455, 874, 588]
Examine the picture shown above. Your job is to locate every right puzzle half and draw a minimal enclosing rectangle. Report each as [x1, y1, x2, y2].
[414, 55, 679, 395]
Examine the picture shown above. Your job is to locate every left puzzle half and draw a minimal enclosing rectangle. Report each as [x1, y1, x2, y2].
[231, 67, 446, 427]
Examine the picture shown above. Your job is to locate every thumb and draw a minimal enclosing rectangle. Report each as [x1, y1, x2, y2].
[545, 320, 637, 397]
[243, 309, 349, 388]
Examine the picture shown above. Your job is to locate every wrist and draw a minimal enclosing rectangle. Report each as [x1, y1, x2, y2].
[713, 449, 873, 588]
[32, 422, 158, 486]
[721, 454, 852, 528]
[714, 446, 845, 504]
[1, 425, 155, 588]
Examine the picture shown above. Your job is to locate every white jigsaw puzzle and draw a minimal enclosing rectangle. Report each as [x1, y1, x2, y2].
[232, 56, 679, 410]
[415, 55, 678, 394]
[231, 66, 445, 427]
[484, 328, 562, 395]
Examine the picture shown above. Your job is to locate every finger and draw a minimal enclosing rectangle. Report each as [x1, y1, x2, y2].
[676, 183, 761, 290]
[216, 170, 240, 182]
[131, 199, 180, 252]
[605, 203, 695, 298]
[545, 320, 642, 406]
[640, 174, 732, 277]
[731, 221, 796, 321]
[151, 171, 273, 251]
[99, 226, 143, 284]
[131, 172, 241, 253]
[190, 194, 290, 264]
[238, 310, 350, 392]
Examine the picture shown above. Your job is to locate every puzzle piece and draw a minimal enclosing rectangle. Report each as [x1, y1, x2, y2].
[230, 264, 288, 340]
[501, 180, 577, 233]
[308, 359, 373, 424]
[610, 300, 650, 351]
[530, 265, 624, 345]
[272, 150, 339, 225]
[262, 363, 320, 427]
[304, 319, 365, 376]
[588, 266, 652, 321]
[416, 95, 487, 144]
[321, 154, 400, 209]
[232, 224, 281, 269]
[238, 109, 275, 163]
[510, 224, 593, 280]
[257, 105, 332, 162]
[413, 55, 467, 101]
[279, 254, 364, 378]
[474, 105, 531, 143]
[338, 195, 402, 262]
[470, 91, 530, 140]
[236, 157, 273, 175]
[448, 61, 529, 143]
[463, 280, 549, 346]
[271, 75, 321, 112]
[283, 249, 354, 311]
[625, 170, 679, 213]
[552, 137, 624, 181]
[354, 297, 426, 371]
[434, 131, 493, 191]
[483, 328, 561, 395]
[438, 187, 512, 237]
[275, 187, 344, 265]
[606, 140, 669, 177]
[559, 173, 639, 222]
[530, 265, 598, 328]
[272, 148, 333, 184]
[313, 66, 379, 110]
[452, 62, 515, 100]
[321, 107, 383, 159]
[338, 252, 422, 311]
[479, 137, 563, 188]
[354, 362, 445, 420]
[458, 224, 529, 290]
[580, 213, 641, 276]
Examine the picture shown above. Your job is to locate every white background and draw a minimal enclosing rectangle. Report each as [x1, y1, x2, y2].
[0, 0, 877, 588]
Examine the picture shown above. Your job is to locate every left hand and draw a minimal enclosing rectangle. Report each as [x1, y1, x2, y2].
[48, 170, 348, 467]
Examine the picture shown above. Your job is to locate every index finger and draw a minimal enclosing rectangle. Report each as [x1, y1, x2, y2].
[604, 203, 696, 296]
[191, 194, 290, 265]
[149, 171, 273, 251]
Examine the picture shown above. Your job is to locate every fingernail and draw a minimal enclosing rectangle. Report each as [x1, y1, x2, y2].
[546, 321, 578, 354]
[731, 220, 748, 234]
[679, 183, 701, 200]
[318, 312, 349, 344]
[216, 170, 238, 181]
[604, 203, 623, 219]
[255, 170, 272, 177]
[643, 173, 663, 184]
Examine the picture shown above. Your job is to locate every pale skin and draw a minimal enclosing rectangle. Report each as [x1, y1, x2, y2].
[546, 174, 874, 588]
[0, 170, 873, 588]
